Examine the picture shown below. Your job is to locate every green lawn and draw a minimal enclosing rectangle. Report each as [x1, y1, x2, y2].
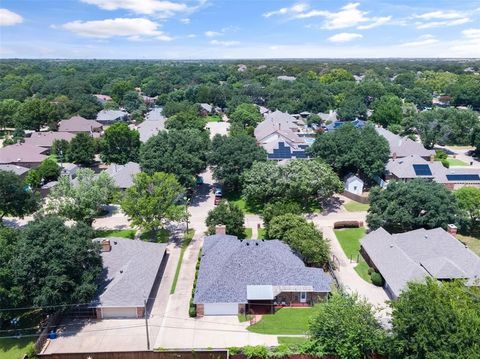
[458, 234, 480, 256]
[258, 228, 266, 239]
[277, 337, 308, 345]
[224, 192, 261, 214]
[206, 115, 222, 122]
[140, 228, 170, 243]
[245, 228, 252, 239]
[334, 228, 372, 283]
[95, 229, 136, 239]
[247, 305, 322, 335]
[446, 157, 469, 166]
[344, 201, 370, 212]
[0, 338, 35, 359]
[170, 229, 195, 294]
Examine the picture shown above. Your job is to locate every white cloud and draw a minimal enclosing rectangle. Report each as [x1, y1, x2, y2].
[357, 16, 391, 30]
[416, 18, 470, 29]
[81, 0, 206, 18]
[415, 10, 465, 20]
[209, 40, 239, 46]
[264, 2, 392, 30]
[463, 28, 480, 39]
[0, 8, 23, 26]
[414, 9, 471, 29]
[328, 32, 363, 43]
[180, 18, 190, 24]
[205, 30, 221, 37]
[400, 34, 439, 47]
[263, 3, 309, 18]
[60, 18, 169, 39]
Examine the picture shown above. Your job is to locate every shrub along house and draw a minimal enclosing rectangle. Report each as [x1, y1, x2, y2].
[194, 233, 332, 316]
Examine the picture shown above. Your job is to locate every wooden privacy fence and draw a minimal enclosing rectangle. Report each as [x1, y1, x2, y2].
[38, 350, 228, 359]
[341, 191, 370, 204]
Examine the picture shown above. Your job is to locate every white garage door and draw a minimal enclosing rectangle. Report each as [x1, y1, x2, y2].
[204, 303, 238, 315]
[101, 307, 137, 318]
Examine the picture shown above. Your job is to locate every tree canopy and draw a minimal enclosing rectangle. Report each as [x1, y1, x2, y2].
[209, 134, 267, 192]
[229, 103, 263, 136]
[206, 201, 245, 238]
[140, 129, 210, 187]
[367, 179, 460, 233]
[100, 122, 140, 165]
[121, 172, 186, 237]
[309, 124, 390, 181]
[0, 170, 37, 220]
[68, 132, 96, 166]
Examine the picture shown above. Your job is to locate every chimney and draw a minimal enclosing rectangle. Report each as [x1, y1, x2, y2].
[101, 239, 111, 252]
[392, 152, 397, 160]
[215, 225, 226, 236]
[447, 224, 457, 237]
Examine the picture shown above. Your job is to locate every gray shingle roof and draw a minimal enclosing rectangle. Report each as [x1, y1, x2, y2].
[255, 110, 305, 144]
[0, 164, 30, 176]
[96, 110, 129, 123]
[24, 131, 75, 148]
[58, 116, 103, 132]
[376, 127, 434, 158]
[92, 237, 167, 307]
[137, 119, 165, 142]
[145, 108, 165, 122]
[104, 162, 141, 189]
[194, 235, 332, 304]
[361, 227, 480, 298]
[0, 143, 49, 165]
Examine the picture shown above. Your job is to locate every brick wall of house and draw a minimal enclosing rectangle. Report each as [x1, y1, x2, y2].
[95, 308, 102, 319]
[196, 304, 204, 317]
[136, 306, 145, 318]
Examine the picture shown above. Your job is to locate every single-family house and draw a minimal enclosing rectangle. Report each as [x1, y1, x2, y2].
[376, 127, 435, 159]
[23, 131, 75, 149]
[361, 226, 480, 299]
[144, 107, 165, 122]
[199, 103, 213, 116]
[344, 174, 364, 195]
[0, 143, 49, 168]
[318, 110, 338, 124]
[257, 105, 270, 116]
[386, 155, 480, 189]
[142, 95, 157, 106]
[96, 110, 129, 125]
[136, 120, 165, 143]
[91, 238, 167, 318]
[277, 75, 296, 81]
[61, 163, 79, 181]
[58, 116, 103, 135]
[194, 234, 332, 316]
[93, 94, 112, 104]
[104, 162, 141, 190]
[254, 110, 310, 161]
[0, 164, 30, 178]
[324, 118, 366, 132]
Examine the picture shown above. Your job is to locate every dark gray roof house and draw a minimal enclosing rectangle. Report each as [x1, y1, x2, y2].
[376, 127, 435, 159]
[104, 162, 141, 189]
[361, 227, 480, 299]
[0, 164, 30, 177]
[194, 235, 332, 316]
[91, 237, 167, 319]
[96, 110, 129, 125]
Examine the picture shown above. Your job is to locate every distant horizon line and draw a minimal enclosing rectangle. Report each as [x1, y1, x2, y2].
[1, 57, 479, 61]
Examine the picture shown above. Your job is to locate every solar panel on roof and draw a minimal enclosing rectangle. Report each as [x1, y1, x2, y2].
[413, 164, 432, 176]
[446, 174, 480, 181]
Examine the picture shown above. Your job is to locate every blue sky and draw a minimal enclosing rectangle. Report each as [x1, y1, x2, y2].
[1, 0, 479, 59]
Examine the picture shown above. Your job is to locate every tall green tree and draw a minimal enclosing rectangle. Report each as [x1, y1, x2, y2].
[309, 124, 389, 181]
[140, 129, 210, 187]
[0, 170, 37, 220]
[209, 134, 267, 192]
[371, 95, 403, 127]
[51, 139, 70, 162]
[229, 103, 262, 136]
[390, 278, 480, 359]
[37, 158, 61, 182]
[100, 123, 140, 164]
[337, 96, 367, 121]
[367, 179, 460, 233]
[307, 293, 386, 359]
[45, 168, 115, 224]
[15, 97, 60, 131]
[68, 133, 96, 166]
[454, 187, 480, 233]
[12, 216, 102, 308]
[165, 109, 205, 131]
[121, 172, 185, 237]
[206, 201, 245, 238]
[0, 99, 21, 129]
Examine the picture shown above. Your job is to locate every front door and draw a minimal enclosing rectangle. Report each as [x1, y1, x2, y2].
[300, 292, 307, 303]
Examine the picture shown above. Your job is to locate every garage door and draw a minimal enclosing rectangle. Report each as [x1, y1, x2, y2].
[101, 307, 137, 318]
[204, 303, 238, 315]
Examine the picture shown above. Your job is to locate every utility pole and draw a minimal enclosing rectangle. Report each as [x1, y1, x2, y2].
[144, 299, 150, 350]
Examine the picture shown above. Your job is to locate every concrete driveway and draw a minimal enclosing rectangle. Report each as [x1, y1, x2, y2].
[206, 122, 230, 139]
